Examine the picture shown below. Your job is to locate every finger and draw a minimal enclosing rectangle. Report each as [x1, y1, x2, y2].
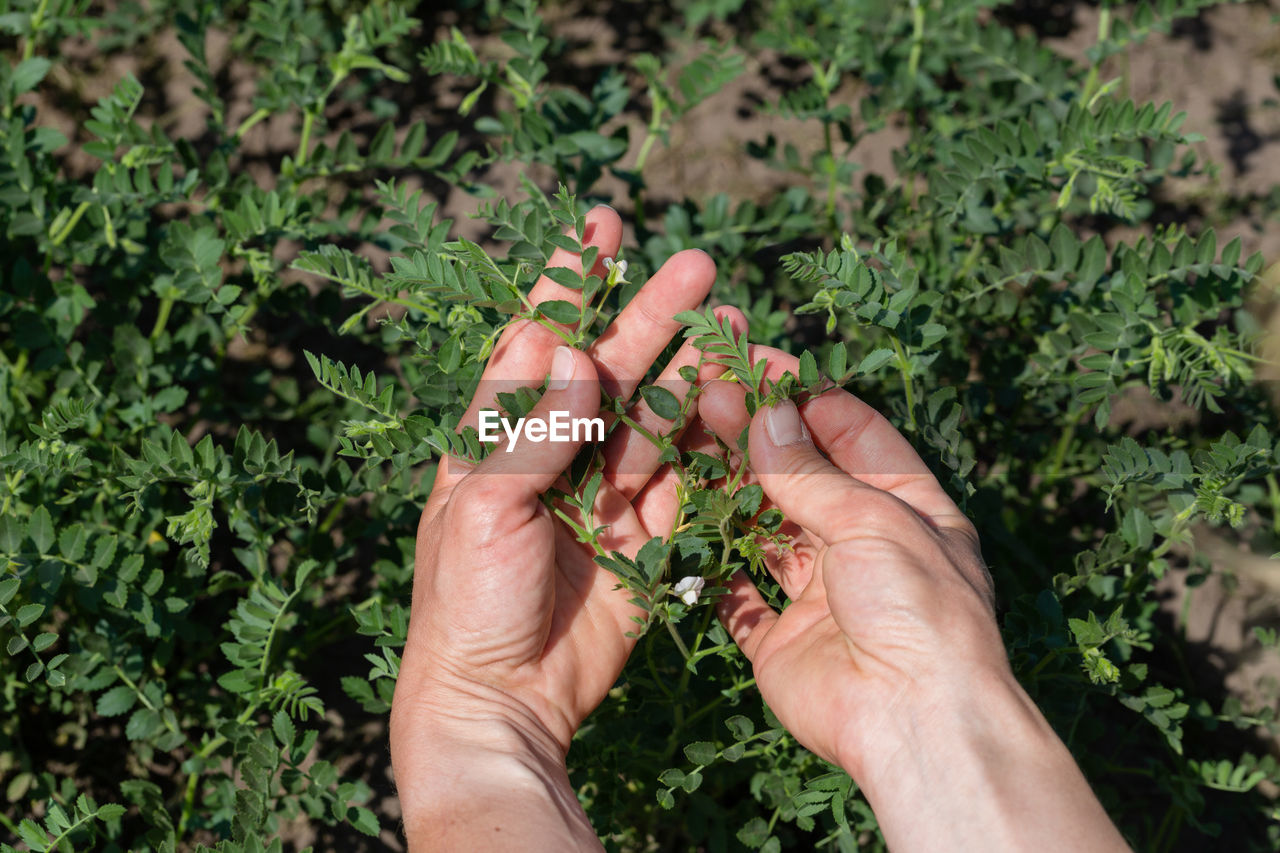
[715, 570, 779, 663]
[587, 248, 717, 400]
[450, 347, 602, 544]
[698, 376, 752, 451]
[604, 306, 748, 500]
[528, 206, 622, 307]
[747, 399, 913, 545]
[420, 452, 475, 525]
[630, 413, 818, 599]
[754, 519, 815, 601]
[701, 345, 966, 527]
[459, 205, 622, 430]
[629, 418, 723, 537]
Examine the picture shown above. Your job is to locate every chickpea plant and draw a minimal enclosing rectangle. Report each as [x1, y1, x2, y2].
[0, 0, 1278, 851]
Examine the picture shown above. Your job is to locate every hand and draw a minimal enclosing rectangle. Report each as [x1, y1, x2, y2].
[390, 206, 745, 850]
[699, 345, 1129, 853]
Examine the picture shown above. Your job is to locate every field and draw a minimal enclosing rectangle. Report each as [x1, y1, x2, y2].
[1, 1, 1279, 850]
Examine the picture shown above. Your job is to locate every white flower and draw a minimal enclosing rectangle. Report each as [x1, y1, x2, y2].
[602, 257, 628, 284]
[671, 576, 705, 606]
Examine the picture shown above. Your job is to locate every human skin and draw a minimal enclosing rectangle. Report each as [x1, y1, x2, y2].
[389, 205, 744, 850]
[390, 206, 1131, 851]
[697, 351, 1132, 852]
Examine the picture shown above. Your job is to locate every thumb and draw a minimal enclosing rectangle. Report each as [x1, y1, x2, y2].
[747, 399, 870, 545]
[465, 345, 603, 503]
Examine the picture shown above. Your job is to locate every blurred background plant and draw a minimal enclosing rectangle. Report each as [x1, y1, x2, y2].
[0, 0, 1279, 850]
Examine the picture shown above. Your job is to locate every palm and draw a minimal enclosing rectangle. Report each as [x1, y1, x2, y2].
[701, 345, 996, 772]
[399, 209, 740, 751]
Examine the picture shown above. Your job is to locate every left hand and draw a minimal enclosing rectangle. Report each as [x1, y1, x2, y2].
[390, 206, 741, 845]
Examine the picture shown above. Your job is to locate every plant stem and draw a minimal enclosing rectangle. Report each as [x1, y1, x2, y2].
[907, 0, 924, 78]
[1266, 473, 1280, 536]
[631, 102, 664, 234]
[617, 413, 663, 449]
[1, 471, 25, 517]
[661, 602, 715, 760]
[149, 297, 174, 341]
[1046, 408, 1084, 483]
[22, 0, 48, 61]
[176, 700, 261, 841]
[43, 809, 97, 850]
[50, 201, 90, 246]
[235, 107, 271, 139]
[665, 618, 691, 661]
[1081, 5, 1112, 103]
[296, 109, 317, 166]
[317, 497, 346, 535]
[890, 336, 917, 430]
[823, 120, 837, 228]
[1028, 647, 1059, 679]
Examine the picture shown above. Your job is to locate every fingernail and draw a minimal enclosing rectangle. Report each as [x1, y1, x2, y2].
[549, 346, 575, 390]
[765, 400, 808, 446]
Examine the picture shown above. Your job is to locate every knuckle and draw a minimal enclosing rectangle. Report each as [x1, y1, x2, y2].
[446, 476, 507, 529]
[850, 489, 920, 531]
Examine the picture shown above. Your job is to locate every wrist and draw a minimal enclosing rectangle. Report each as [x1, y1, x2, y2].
[846, 668, 1126, 852]
[391, 676, 565, 806]
[391, 675, 597, 851]
[842, 666, 1047, 796]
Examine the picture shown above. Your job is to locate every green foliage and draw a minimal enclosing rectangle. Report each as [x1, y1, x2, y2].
[0, 0, 1276, 850]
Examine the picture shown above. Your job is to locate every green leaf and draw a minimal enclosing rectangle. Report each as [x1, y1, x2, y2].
[12, 57, 52, 94]
[18, 818, 47, 850]
[1077, 235, 1107, 283]
[542, 267, 584, 290]
[0, 578, 18, 606]
[738, 816, 769, 848]
[28, 505, 54, 554]
[726, 715, 755, 740]
[537, 299, 580, 324]
[856, 348, 894, 375]
[58, 524, 87, 562]
[92, 534, 118, 569]
[1024, 233, 1051, 270]
[125, 708, 163, 741]
[1050, 224, 1079, 271]
[798, 350, 819, 386]
[657, 768, 685, 787]
[348, 805, 380, 837]
[828, 341, 848, 380]
[683, 741, 717, 765]
[640, 385, 681, 421]
[96, 804, 126, 821]
[0, 515, 23, 553]
[97, 685, 138, 717]
[16, 602, 43, 626]
[272, 710, 296, 747]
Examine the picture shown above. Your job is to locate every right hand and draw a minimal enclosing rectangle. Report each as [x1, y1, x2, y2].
[698, 345, 1005, 784]
[699, 346, 1130, 852]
